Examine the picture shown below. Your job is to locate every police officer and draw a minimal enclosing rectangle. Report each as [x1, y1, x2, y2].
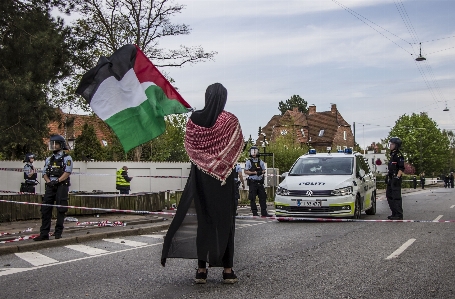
[34, 135, 73, 241]
[233, 162, 245, 214]
[244, 146, 271, 217]
[21, 153, 38, 193]
[412, 176, 417, 189]
[420, 172, 425, 189]
[386, 137, 405, 220]
[116, 166, 133, 194]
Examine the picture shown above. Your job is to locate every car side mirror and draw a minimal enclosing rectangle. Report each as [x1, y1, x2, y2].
[281, 172, 289, 178]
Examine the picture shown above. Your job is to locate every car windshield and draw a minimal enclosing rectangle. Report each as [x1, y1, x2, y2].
[289, 157, 354, 175]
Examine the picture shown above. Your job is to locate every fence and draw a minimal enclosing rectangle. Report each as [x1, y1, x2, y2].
[0, 160, 274, 194]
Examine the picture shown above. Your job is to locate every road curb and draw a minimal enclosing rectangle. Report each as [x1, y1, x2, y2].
[0, 222, 171, 256]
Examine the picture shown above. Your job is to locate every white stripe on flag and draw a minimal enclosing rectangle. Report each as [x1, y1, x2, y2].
[90, 69, 154, 120]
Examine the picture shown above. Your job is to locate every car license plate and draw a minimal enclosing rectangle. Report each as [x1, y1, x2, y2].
[296, 200, 322, 207]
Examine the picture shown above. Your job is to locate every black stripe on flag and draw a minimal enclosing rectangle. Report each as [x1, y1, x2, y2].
[76, 44, 138, 105]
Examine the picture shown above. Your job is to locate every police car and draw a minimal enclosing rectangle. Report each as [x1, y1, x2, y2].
[274, 148, 376, 219]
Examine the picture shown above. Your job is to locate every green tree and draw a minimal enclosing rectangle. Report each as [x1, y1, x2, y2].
[267, 136, 308, 173]
[442, 129, 455, 173]
[73, 123, 106, 161]
[239, 135, 254, 162]
[138, 114, 188, 162]
[0, 0, 75, 159]
[104, 132, 127, 161]
[278, 95, 308, 116]
[385, 112, 449, 175]
[61, 0, 217, 111]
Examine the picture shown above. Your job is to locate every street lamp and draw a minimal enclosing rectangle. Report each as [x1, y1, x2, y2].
[415, 43, 426, 61]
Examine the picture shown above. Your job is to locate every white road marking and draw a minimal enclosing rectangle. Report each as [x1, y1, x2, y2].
[15, 252, 59, 266]
[65, 245, 109, 255]
[0, 268, 30, 276]
[0, 242, 163, 277]
[237, 219, 267, 223]
[102, 238, 147, 247]
[433, 215, 443, 222]
[450, 205, 455, 209]
[386, 238, 416, 260]
[141, 234, 165, 239]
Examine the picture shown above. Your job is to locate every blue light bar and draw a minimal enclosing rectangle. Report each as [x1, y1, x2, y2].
[309, 149, 317, 154]
[337, 150, 344, 153]
[344, 148, 353, 154]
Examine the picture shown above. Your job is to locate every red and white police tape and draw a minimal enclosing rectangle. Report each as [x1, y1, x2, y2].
[1, 199, 455, 223]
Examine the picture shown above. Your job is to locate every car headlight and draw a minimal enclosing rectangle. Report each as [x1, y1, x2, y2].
[276, 186, 290, 196]
[331, 186, 353, 196]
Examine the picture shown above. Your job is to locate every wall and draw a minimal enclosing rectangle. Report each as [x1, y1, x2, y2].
[363, 151, 388, 174]
[0, 161, 272, 194]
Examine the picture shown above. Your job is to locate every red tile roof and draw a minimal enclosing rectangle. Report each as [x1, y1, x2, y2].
[46, 109, 113, 147]
[257, 104, 353, 148]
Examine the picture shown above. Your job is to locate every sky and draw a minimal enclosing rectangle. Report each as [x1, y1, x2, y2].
[150, 0, 455, 150]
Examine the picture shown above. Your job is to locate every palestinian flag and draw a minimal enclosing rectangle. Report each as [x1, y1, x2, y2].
[76, 44, 191, 152]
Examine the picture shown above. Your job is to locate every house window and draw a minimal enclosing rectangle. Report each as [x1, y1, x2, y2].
[318, 129, 324, 137]
[343, 131, 346, 140]
[337, 146, 341, 151]
[281, 130, 288, 135]
[300, 128, 305, 137]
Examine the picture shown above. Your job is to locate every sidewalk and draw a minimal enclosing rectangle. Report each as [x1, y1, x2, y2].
[0, 213, 171, 256]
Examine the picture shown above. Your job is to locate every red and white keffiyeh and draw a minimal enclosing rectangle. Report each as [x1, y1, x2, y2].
[185, 111, 243, 184]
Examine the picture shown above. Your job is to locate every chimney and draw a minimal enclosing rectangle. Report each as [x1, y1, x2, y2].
[331, 104, 337, 114]
[308, 105, 316, 115]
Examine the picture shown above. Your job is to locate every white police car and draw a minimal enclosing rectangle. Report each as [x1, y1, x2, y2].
[274, 148, 376, 219]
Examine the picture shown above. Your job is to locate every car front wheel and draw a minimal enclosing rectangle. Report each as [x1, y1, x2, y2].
[352, 196, 361, 219]
[365, 191, 376, 215]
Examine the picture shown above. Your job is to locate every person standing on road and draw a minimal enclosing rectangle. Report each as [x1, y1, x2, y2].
[34, 135, 73, 241]
[233, 162, 245, 215]
[420, 172, 425, 189]
[386, 137, 405, 220]
[21, 153, 38, 193]
[116, 166, 133, 194]
[413, 175, 417, 189]
[450, 172, 454, 188]
[245, 146, 271, 217]
[161, 83, 244, 284]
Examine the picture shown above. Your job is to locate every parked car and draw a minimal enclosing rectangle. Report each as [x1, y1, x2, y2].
[274, 148, 376, 220]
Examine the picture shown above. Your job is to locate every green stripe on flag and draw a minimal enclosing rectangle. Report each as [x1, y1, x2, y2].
[105, 85, 187, 152]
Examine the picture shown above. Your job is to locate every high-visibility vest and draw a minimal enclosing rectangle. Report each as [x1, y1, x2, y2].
[116, 169, 130, 187]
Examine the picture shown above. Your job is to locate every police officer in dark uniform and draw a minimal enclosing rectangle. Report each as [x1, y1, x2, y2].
[34, 135, 73, 241]
[21, 153, 38, 193]
[420, 172, 425, 189]
[386, 137, 405, 220]
[412, 176, 417, 189]
[244, 146, 271, 217]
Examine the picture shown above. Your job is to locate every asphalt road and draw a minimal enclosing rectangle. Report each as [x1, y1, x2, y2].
[1, 187, 454, 299]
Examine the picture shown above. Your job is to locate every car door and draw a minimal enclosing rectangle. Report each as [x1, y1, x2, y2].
[357, 156, 374, 210]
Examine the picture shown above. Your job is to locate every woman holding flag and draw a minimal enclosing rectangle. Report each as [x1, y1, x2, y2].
[161, 83, 244, 284]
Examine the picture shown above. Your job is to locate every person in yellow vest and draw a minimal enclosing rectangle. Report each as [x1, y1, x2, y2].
[116, 166, 133, 194]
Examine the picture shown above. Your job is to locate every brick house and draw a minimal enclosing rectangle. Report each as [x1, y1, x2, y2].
[46, 109, 112, 150]
[257, 104, 354, 151]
